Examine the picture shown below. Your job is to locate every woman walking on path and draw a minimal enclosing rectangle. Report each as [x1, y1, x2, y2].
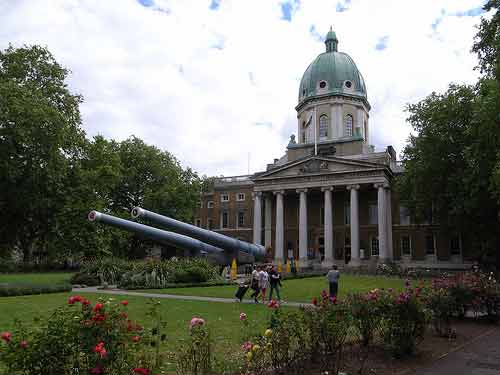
[250, 265, 261, 303]
[259, 267, 269, 303]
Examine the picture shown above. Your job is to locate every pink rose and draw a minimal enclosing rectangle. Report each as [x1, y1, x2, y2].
[239, 312, 247, 321]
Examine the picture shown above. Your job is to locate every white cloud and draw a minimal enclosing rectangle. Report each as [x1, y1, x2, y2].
[0, 0, 485, 174]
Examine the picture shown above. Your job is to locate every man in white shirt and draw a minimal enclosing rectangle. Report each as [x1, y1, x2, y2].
[326, 264, 340, 298]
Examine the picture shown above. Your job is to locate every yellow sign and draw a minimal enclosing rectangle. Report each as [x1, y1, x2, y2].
[230, 259, 237, 281]
[285, 260, 291, 274]
[277, 261, 282, 273]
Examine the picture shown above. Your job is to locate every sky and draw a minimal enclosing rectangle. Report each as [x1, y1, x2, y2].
[0, 0, 488, 176]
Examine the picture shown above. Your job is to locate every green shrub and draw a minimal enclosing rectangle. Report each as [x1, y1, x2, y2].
[176, 317, 212, 375]
[347, 290, 384, 346]
[119, 258, 222, 289]
[0, 283, 71, 297]
[0, 296, 159, 374]
[377, 283, 428, 357]
[71, 257, 134, 286]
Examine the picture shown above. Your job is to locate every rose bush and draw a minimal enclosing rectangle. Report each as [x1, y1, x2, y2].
[0, 296, 156, 375]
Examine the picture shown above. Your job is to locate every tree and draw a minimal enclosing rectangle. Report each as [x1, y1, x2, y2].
[0, 45, 86, 261]
[399, 2, 500, 265]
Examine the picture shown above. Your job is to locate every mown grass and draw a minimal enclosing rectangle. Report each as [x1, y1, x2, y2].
[140, 274, 408, 303]
[0, 272, 74, 286]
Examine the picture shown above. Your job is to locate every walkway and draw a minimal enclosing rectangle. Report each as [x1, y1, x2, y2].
[72, 286, 309, 308]
[409, 326, 500, 375]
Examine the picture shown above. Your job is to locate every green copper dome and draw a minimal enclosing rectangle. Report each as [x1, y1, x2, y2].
[298, 29, 367, 103]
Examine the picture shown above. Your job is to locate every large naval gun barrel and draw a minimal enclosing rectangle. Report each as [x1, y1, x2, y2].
[131, 207, 265, 259]
[88, 211, 224, 256]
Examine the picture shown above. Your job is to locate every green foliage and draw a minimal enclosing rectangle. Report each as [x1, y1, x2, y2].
[346, 291, 383, 347]
[0, 296, 158, 374]
[71, 257, 134, 286]
[0, 283, 71, 297]
[119, 258, 222, 289]
[0, 44, 203, 262]
[0, 44, 86, 262]
[176, 319, 212, 375]
[400, 3, 500, 264]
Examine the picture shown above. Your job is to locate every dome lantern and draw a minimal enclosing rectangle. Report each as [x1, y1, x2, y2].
[325, 26, 338, 52]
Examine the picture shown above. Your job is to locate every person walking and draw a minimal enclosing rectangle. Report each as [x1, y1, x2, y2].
[268, 265, 282, 302]
[250, 265, 261, 303]
[259, 267, 269, 303]
[326, 264, 340, 298]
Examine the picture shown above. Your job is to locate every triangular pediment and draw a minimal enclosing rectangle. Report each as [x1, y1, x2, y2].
[254, 156, 384, 180]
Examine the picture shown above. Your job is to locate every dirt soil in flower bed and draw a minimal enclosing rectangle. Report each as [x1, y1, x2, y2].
[287, 319, 495, 375]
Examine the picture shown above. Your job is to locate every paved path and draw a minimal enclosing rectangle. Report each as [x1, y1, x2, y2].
[408, 327, 500, 375]
[72, 286, 310, 308]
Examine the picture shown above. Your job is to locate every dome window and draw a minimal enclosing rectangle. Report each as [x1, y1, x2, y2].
[344, 80, 353, 89]
[319, 80, 327, 89]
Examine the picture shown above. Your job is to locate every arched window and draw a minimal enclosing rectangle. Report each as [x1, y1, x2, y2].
[345, 114, 353, 137]
[319, 115, 329, 139]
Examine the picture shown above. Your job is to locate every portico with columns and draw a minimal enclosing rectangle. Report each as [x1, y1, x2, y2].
[251, 155, 395, 269]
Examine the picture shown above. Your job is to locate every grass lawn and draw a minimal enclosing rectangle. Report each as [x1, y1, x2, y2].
[0, 292, 271, 356]
[140, 274, 411, 303]
[0, 272, 74, 286]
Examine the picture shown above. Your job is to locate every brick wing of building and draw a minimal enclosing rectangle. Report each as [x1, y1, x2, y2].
[195, 28, 469, 270]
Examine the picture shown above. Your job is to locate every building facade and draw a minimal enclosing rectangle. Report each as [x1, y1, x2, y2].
[195, 29, 471, 269]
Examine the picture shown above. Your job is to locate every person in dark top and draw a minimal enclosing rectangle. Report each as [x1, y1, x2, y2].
[326, 264, 340, 298]
[250, 265, 261, 303]
[268, 265, 282, 302]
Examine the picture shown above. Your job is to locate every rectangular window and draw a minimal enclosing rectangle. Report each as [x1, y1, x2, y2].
[195, 219, 201, 227]
[237, 193, 245, 201]
[425, 234, 435, 255]
[401, 235, 411, 256]
[399, 205, 410, 225]
[222, 212, 228, 228]
[237, 211, 245, 228]
[207, 218, 213, 230]
[207, 201, 214, 208]
[450, 235, 461, 255]
[345, 203, 350, 225]
[221, 194, 229, 202]
[369, 202, 378, 225]
[371, 237, 379, 256]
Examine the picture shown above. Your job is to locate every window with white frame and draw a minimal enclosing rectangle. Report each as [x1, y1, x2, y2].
[345, 114, 353, 137]
[221, 212, 229, 228]
[401, 235, 412, 256]
[237, 193, 245, 201]
[221, 193, 229, 202]
[450, 235, 461, 255]
[195, 219, 201, 227]
[319, 115, 329, 139]
[207, 218, 213, 230]
[370, 236, 379, 256]
[369, 202, 378, 224]
[399, 205, 410, 225]
[237, 211, 245, 228]
[425, 234, 436, 255]
[207, 201, 214, 208]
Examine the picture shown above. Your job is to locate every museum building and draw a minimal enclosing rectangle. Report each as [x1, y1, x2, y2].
[195, 29, 469, 269]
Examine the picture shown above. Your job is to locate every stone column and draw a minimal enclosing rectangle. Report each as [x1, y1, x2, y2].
[264, 194, 272, 249]
[375, 183, 388, 261]
[274, 190, 285, 264]
[386, 188, 393, 260]
[347, 184, 361, 267]
[321, 187, 334, 268]
[297, 189, 309, 268]
[252, 192, 262, 245]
